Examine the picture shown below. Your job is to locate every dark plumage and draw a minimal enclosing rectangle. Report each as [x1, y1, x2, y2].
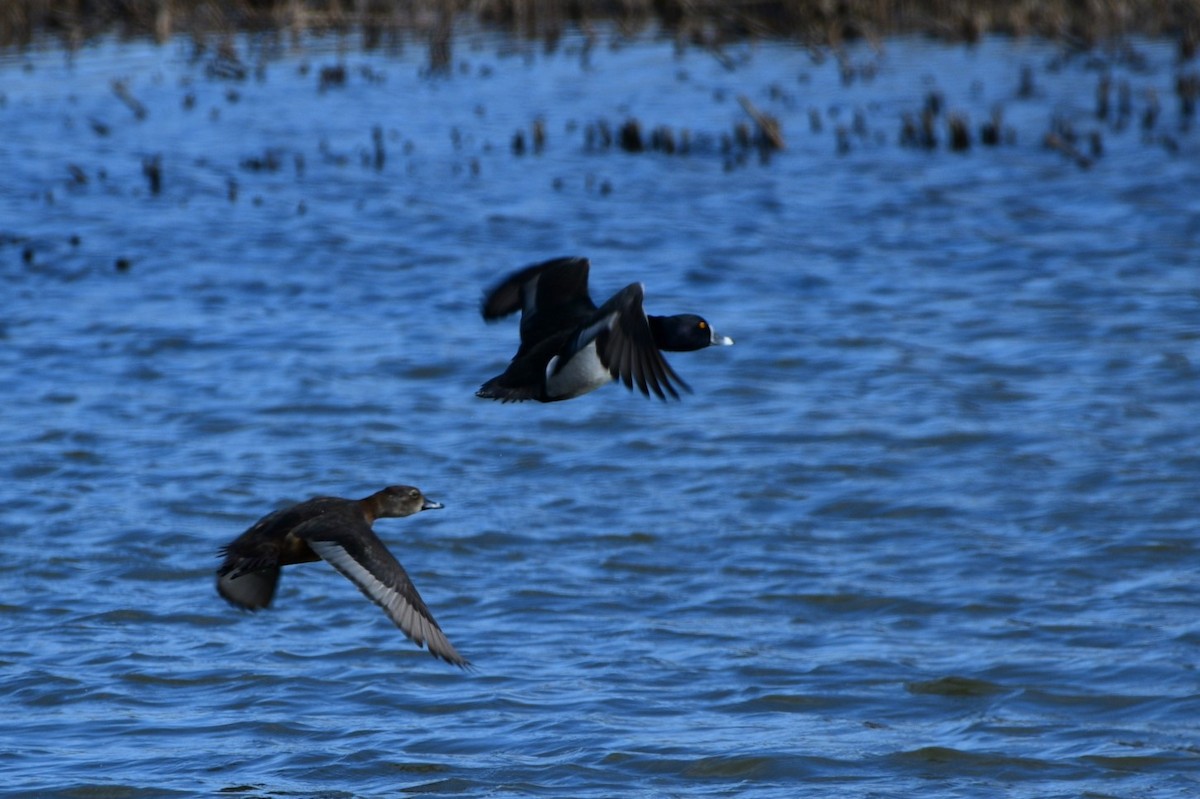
[216, 485, 466, 667]
[477, 256, 733, 402]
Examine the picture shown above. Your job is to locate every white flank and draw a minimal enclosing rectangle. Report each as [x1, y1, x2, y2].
[546, 343, 612, 398]
[546, 313, 617, 399]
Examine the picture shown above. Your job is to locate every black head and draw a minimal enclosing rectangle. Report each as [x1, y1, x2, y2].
[648, 314, 735, 352]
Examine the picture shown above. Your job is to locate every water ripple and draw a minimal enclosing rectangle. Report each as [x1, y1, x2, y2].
[2, 29, 1199, 799]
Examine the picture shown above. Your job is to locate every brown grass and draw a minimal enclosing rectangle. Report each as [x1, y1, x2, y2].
[2, 0, 1198, 52]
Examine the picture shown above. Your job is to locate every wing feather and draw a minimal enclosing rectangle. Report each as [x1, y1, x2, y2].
[598, 284, 689, 401]
[299, 518, 468, 667]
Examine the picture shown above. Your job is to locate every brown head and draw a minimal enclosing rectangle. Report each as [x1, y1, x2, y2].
[362, 485, 444, 521]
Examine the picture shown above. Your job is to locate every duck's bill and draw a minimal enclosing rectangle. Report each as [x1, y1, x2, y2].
[712, 331, 734, 346]
[422, 499, 445, 511]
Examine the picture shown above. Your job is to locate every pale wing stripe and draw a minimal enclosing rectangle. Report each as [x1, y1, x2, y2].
[309, 539, 465, 665]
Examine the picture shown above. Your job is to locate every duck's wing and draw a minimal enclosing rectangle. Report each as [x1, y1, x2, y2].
[481, 256, 592, 321]
[478, 259, 599, 401]
[217, 559, 282, 610]
[296, 514, 468, 667]
[216, 506, 295, 610]
[575, 283, 692, 401]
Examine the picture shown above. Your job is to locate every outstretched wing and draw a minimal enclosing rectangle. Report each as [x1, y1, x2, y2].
[297, 515, 468, 667]
[589, 283, 691, 401]
[481, 256, 592, 321]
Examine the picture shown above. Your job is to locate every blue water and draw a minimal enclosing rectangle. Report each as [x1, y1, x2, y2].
[2, 27, 1199, 798]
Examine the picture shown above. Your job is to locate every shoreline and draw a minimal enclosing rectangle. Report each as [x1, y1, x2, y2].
[3, 0, 1198, 55]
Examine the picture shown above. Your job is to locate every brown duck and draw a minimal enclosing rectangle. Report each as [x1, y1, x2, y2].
[216, 485, 466, 667]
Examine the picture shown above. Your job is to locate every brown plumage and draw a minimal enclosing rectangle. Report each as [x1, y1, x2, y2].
[216, 485, 467, 667]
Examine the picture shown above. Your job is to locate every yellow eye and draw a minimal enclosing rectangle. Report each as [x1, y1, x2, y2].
[698, 321, 708, 330]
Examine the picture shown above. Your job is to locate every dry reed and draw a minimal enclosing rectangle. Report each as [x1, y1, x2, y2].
[2, 0, 1198, 53]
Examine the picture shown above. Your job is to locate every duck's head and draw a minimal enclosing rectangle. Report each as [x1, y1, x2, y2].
[372, 485, 444, 518]
[649, 314, 734, 352]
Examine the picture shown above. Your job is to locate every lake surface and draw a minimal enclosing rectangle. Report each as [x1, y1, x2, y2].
[2, 26, 1198, 798]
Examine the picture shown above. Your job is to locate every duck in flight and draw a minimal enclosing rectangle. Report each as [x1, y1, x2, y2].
[477, 256, 733, 402]
[216, 485, 467, 667]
